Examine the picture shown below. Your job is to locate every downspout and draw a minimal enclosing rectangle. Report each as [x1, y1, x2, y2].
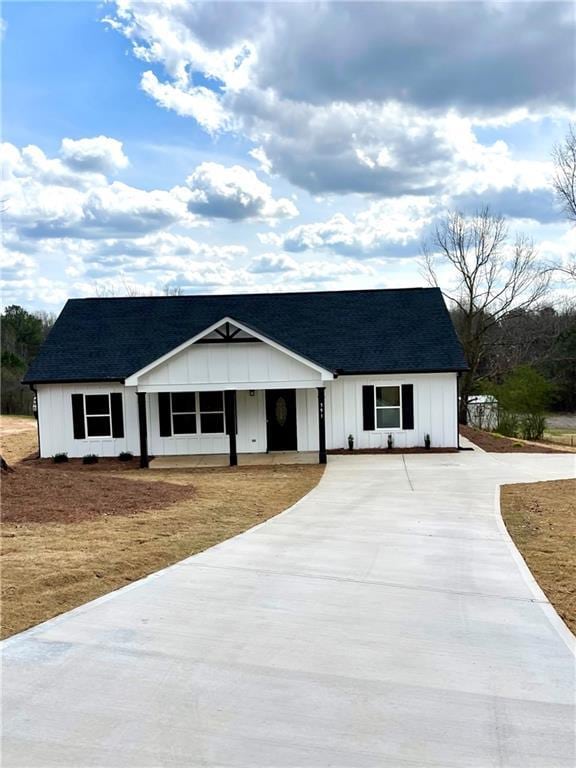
[28, 384, 41, 458]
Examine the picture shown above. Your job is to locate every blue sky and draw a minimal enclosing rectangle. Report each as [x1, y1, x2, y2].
[1, 1, 574, 310]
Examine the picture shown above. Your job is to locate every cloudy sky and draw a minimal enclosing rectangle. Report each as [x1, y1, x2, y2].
[1, 1, 575, 310]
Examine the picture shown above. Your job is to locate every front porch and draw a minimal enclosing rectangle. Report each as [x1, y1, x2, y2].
[128, 317, 333, 468]
[149, 451, 319, 469]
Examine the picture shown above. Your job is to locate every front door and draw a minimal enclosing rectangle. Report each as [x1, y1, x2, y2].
[266, 389, 297, 451]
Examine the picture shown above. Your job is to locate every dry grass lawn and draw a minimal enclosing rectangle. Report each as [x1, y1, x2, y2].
[501, 479, 576, 635]
[1, 416, 323, 639]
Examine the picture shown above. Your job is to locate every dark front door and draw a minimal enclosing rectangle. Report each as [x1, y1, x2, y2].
[266, 389, 297, 451]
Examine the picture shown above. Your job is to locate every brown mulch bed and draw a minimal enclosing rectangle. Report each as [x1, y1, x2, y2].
[2, 466, 193, 523]
[460, 425, 567, 453]
[27, 456, 141, 472]
[501, 479, 576, 635]
[327, 447, 457, 454]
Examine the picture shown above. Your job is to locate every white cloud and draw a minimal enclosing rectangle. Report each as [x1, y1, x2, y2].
[0, 246, 69, 306]
[104, 0, 573, 213]
[140, 71, 233, 134]
[248, 253, 298, 273]
[185, 162, 298, 220]
[274, 197, 437, 257]
[60, 136, 129, 174]
[1, 141, 203, 240]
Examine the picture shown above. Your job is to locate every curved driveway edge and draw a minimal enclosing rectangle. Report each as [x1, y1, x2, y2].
[2, 451, 575, 767]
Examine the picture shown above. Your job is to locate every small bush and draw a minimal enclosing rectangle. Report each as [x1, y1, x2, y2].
[118, 451, 133, 462]
[52, 453, 68, 464]
[496, 410, 520, 437]
[82, 454, 99, 465]
[520, 413, 546, 441]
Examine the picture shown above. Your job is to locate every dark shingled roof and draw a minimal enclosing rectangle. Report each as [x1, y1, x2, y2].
[24, 288, 468, 383]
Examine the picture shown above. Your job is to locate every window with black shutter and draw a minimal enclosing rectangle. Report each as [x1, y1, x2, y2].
[362, 384, 415, 431]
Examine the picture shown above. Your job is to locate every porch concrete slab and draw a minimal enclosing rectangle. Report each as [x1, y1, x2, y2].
[240, 451, 318, 465]
[149, 451, 318, 469]
[149, 453, 229, 469]
[2, 452, 575, 767]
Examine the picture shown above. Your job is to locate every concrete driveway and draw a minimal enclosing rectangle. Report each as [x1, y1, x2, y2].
[2, 450, 575, 767]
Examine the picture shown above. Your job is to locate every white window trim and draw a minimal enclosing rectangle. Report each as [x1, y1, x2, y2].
[84, 393, 112, 439]
[170, 391, 226, 437]
[374, 384, 403, 431]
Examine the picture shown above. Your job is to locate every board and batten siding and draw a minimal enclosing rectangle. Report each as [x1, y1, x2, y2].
[137, 341, 323, 391]
[35, 372, 458, 458]
[324, 373, 458, 450]
[146, 390, 267, 456]
[36, 383, 140, 458]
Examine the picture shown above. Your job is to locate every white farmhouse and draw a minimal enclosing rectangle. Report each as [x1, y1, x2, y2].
[24, 288, 468, 465]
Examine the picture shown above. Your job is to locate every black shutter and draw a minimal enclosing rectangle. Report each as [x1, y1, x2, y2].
[402, 384, 414, 430]
[110, 393, 124, 438]
[158, 392, 172, 437]
[71, 394, 86, 439]
[362, 385, 375, 430]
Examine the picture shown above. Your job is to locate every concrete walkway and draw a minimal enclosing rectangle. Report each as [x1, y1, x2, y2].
[2, 452, 575, 767]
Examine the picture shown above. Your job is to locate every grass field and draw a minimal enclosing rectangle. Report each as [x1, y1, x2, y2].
[1, 416, 323, 638]
[501, 479, 576, 635]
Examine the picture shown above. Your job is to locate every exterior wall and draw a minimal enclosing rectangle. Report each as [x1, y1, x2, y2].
[325, 373, 459, 449]
[36, 383, 140, 459]
[138, 342, 323, 391]
[146, 390, 268, 456]
[36, 372, 458, 458]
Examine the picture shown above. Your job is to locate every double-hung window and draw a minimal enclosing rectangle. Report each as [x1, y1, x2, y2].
[85, 394, 112, 437]
[375, 386, 401, 429]
[170, 392, 225, 435]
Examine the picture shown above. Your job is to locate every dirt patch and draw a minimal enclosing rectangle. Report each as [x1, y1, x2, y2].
[2, 466, 193, 523]
[1, 456, 323, 638]
[0, 416, 38, 464]
[501, 479, 576, 635]
[460, 425, 566, 453]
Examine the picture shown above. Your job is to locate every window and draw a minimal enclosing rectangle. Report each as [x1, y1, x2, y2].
[85, 394, 112, 437]
[375, 386, 401, 429]
[170, 391, 225, 435]
[171, 392, 197, 435]
[198, 391, 225, 434]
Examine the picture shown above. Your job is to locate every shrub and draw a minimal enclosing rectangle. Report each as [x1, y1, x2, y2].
[495, 366, 553, 414]
[520, 413, 546, 441]
[82, 454, 99, 465]
[53, 453, 68, 464]
[496, 410, 520, 437]
[118, 451, 133, 462]
[491, 367, 553, 441]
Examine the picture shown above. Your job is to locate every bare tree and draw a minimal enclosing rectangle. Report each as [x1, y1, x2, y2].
[551, 123, 576, 281]
[422, 208, 550, 423]
[553, 123, 576, 224]
[92, 279, 185, 298]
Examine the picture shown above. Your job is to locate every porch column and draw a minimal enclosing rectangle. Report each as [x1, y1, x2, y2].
[137, 392, 149, 469]
[224, 390, 238, 467]
[317, 386, 327, 465]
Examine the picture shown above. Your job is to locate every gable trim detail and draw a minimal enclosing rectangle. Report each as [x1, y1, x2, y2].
[124, 316, 334, 386]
